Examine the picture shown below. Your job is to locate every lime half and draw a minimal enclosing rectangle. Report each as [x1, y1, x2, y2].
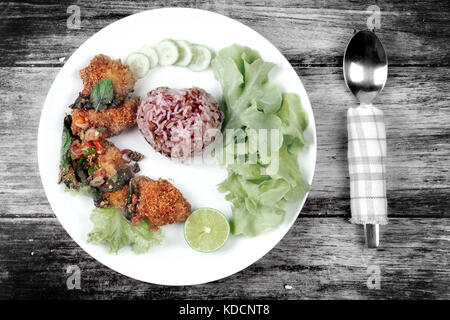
[184, 208, 230, 253]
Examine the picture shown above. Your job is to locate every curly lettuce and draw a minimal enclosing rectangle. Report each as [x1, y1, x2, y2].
[87, 208, 163, 254]
[212, 44, 310, 236]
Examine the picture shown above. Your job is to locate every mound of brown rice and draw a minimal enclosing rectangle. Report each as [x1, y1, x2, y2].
[137, 87, 223, 161]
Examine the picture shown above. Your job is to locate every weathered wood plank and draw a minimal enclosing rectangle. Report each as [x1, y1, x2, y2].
[0, 0, 449, 67]
[0, 66, 448, 218]
[0, 217, 448, 299]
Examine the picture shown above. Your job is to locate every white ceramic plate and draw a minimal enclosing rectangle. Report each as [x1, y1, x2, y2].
[38, 8, 316, 285]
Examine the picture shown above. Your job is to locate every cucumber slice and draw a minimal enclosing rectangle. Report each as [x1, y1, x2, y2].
[138, 46, 159, 68]
[155, 39, 179, 66]
[125, 52, 150, 78]
[175, 40, 193, 67]
[188, 45, 212, 72]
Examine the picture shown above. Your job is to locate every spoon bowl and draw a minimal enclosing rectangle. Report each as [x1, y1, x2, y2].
[343, 30, 388, 105]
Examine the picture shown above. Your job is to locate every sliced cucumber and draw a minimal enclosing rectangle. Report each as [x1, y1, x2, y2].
[155, 39, 179, 66]
[138, 46, 159, 69]
[188, 45, 212, 72]
[125, 52, 150, 78]
[175, 40, 193, 67]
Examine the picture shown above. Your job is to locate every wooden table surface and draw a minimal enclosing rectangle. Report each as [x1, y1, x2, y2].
[0, 0, 449, 299]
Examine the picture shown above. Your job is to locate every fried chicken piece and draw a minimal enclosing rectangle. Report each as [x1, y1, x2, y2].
[101, 175, 191, 226]
[103, 185, 129, 208]
[80, 54, 137, 101]
[71, 97, 140, 138]
[96, 140, 128, 178]
[93, 140, 137, 207]
[89, 139, 190, 226]
[133, 176, 191, 227]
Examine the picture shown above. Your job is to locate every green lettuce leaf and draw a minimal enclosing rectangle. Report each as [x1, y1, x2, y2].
[212, 44, 311, 236]
[278, 93, 308, 153]
[211, 45, 281, 130]
[65, 185, 92, 197]
[241, 102, 282, 130]
[87, 208, 163, 254]
[230, 200, 286, 236]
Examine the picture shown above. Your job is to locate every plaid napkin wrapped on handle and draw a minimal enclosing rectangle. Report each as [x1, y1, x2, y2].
[347, 105, 388, 245]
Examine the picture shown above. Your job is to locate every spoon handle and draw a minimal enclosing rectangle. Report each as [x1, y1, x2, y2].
[364, 224, 379, 248]
[347, 104, 387, 248]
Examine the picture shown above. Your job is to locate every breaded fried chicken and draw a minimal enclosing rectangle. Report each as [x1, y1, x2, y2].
[103, 186, 129, 208]
[101, 175, 191, 227]
[95, 140, 132, 207]
[68, 138, 133, 186]
[133, 176, 191, 226]
[71, 97, 140, 138]
[80, 54, 137, 101]
[95, 140, 128, 178]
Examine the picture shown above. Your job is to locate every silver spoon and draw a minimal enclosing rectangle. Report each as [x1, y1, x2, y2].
[343, 30, 388, 248]
[344, 30, 388, 105]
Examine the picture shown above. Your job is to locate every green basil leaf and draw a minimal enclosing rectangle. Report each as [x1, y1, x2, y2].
[99, 168, 133, 192]
[76, 156, 86, 171]
[60, 115, 73, 166]
[60, 127, 72, 166]
[91, 78, 113, 111]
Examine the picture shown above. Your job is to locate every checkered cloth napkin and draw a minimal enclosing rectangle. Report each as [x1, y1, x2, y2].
[347, 105, 388, 225]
